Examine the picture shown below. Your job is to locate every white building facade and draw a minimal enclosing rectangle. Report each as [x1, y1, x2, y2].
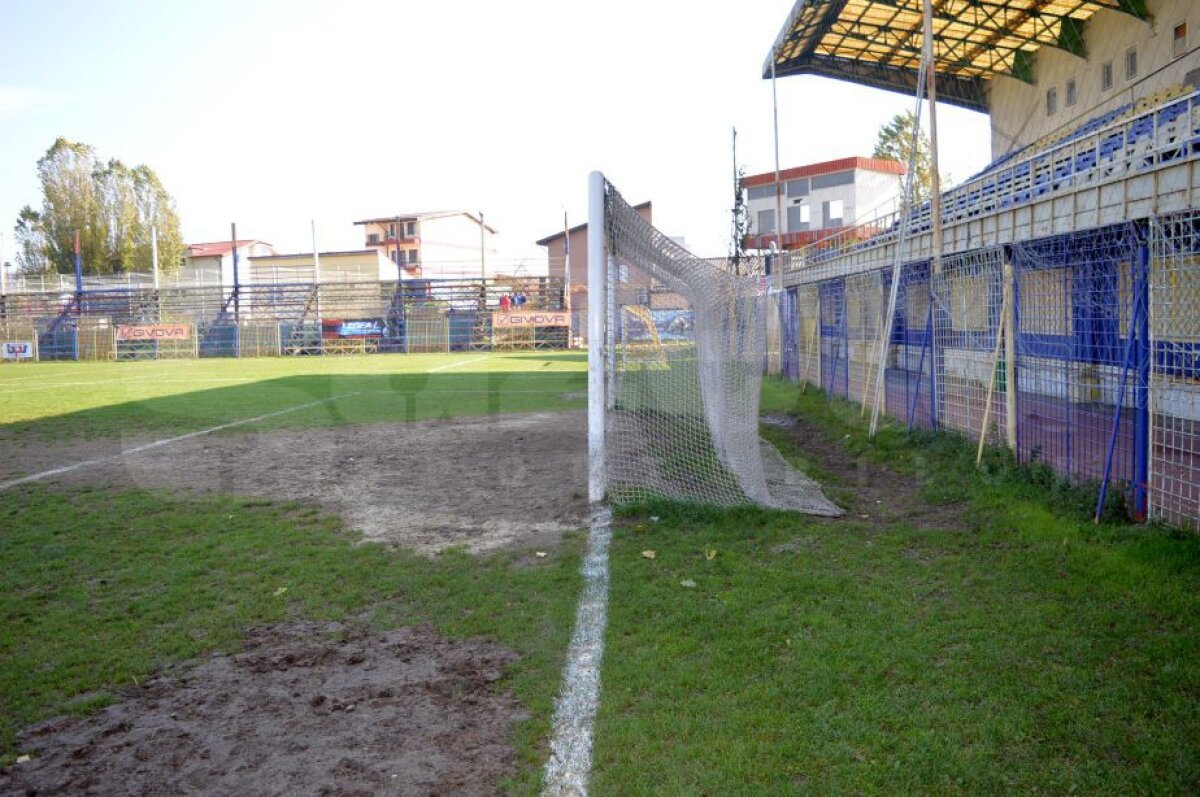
[742, 157, 906, 251]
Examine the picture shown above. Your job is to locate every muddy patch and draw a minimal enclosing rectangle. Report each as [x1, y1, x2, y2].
[0, 411, 588, 555]
[763, 412, 968, 530]
[0, 623, 525, 797]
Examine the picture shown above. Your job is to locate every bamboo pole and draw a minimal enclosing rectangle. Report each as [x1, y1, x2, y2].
[976, 282, 1012, 465]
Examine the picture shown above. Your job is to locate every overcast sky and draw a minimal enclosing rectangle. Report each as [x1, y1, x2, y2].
[0, 0, 992, 268]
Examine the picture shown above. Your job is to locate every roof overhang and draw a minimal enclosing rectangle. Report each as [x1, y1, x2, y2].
[765, 0, 1148, 113]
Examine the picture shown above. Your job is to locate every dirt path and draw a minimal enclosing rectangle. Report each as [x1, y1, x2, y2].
[1, 411, 589, 555]
[763, 412, 967, 530]
[0, 623, 526, 797]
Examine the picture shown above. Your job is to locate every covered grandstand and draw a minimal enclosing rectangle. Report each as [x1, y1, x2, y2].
[765, 0, 1200, 530]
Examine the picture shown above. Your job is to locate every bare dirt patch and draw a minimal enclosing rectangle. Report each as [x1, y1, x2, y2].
[0, 411, 588, 555]
[762, 412, 968, 530]
[0, 622, 526, 797]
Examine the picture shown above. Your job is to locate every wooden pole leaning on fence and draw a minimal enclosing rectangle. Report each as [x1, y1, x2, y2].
[800, 319, 818, 394]
[976, 277, 1012, 466]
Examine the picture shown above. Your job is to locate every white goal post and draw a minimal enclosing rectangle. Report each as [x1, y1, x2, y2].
[586, 171, 840, 516]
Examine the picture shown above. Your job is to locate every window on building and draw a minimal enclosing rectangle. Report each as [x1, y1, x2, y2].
[390, 250, 399, 264]
[406, 222, 416, 237]
[388, 222, 396, 238]
[822, 199, 844, 228]
[756, 209, 776, 235]
[366, 233, 379, 245]
[1174, 23, 1188, 59]
[1125, 46, 1138, 80]
[786, 178, 809, 197]
[1066, 78, 1077, 107]
[1046, 87, 1058, 116]
[407, 249, 418, 263]
[747, 184, 775, 201]
[786, 204, 810, 232]
[1101, 60, 1113, 91]
[812, 171, 854, 190]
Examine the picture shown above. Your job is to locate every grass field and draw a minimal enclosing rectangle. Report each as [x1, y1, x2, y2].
[2, 354, 1198, 794]
[0, 352, 588, 792]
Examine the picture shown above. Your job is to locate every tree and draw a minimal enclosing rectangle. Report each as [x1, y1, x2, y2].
[13, 137, 184, 275]
[873, 111, 934, 205]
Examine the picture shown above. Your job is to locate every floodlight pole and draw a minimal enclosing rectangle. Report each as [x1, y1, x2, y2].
[587, 171, 606, 504]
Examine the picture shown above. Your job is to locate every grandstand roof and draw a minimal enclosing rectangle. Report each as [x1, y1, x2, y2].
[764, 0, 1147, 112]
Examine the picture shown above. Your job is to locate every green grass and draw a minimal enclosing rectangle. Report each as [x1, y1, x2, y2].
[0, 351, 587, 442]
[0, 352, 589, 791]
[6, 355, 1199, 792]
[591, 380, 1200, 795]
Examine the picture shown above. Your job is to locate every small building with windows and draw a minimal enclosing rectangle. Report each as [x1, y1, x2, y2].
[353, 211, 500, 280]
[741, 157, 906, 251]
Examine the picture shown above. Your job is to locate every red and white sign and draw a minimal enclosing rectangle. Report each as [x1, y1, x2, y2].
[116, 323, 191, 341]
[2, 341, 34, 360]
[492, 311, 570, 328]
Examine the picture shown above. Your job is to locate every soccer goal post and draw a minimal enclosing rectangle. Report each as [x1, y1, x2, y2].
[586, 171, 840, 516]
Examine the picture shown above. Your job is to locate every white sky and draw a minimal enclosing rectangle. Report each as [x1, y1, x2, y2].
[0, 0, 993, 269]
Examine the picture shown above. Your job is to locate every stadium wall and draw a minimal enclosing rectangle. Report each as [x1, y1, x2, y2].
[771, 214, 1200, 532]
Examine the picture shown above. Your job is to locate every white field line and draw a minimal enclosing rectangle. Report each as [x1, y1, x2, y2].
[543, 504, 613, 797]
[0, 392, 360, 492]
[427, 354, 491, 373]
[1, 377, 255, 394]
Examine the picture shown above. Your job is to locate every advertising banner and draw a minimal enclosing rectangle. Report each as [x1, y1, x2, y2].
[116, 324, 191, 341]
[322, 319, 386, 338]
[1, 341, 34, 359]
[492, 311, 570, 328]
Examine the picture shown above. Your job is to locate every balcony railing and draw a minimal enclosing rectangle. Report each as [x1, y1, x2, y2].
[789, 86, 1200, 273]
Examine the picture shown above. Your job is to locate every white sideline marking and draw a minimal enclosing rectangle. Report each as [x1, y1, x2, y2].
[543, 504, 613, 796]
[0, 392, 359, 492]
[0, 377, 253, 394]
[427, 355, 490, 373]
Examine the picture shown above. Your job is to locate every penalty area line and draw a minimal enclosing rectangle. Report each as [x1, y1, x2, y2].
[0, 392, 360, 493]
[542, 504, 612, 796]
[426, 355, 490, 373]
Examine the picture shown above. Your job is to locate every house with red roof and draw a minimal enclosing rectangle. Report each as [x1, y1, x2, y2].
[741, 156, 906, 250]
[183, 239, 276, 286]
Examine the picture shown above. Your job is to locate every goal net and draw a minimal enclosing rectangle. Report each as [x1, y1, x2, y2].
[587, 172, 840, 516]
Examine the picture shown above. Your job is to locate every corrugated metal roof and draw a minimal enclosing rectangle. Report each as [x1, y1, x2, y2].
[765, 0, 1146, 112]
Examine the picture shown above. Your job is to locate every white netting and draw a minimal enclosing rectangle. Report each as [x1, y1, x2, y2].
[597, 179, 840, 516]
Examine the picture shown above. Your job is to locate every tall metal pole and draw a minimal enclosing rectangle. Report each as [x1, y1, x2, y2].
[479, 211, 487, 279]
[151, 225, 160, 290]
[311, 219, 321, 283]
[771, 49, 784, 264]
[923, 0, 943, 275]
[562, 209, 572, 343]
[312, 219, 323, 326]
[231, 222, 240, 322]
[0, 231, 7, 297]
[74, 229, 83, 295]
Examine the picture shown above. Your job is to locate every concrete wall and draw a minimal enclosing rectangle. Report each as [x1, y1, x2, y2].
[990, 0, 1200, 158]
